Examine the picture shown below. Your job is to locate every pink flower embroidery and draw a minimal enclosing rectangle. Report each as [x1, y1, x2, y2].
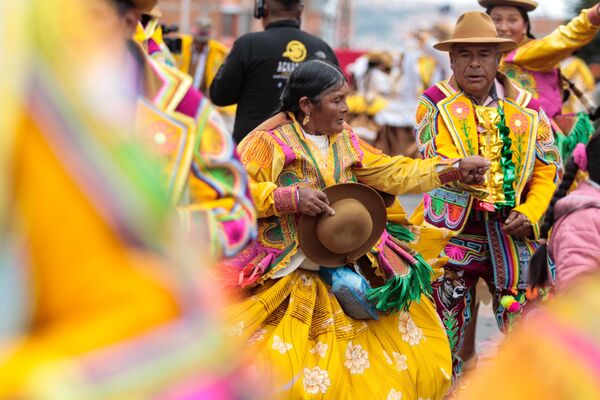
[445, 244, 466, 261]
[450, 102, 470, 119]
[509, 113, 529, 134]
[145, 121, 180, 155]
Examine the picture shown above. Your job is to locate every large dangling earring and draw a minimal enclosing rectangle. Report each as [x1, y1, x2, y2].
[303, 113, 310, 125]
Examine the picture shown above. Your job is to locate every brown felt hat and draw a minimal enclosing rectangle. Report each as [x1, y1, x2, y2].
[143, 5, 162, 18]
[478, 0, 538, 12]
[434, 11, 517, 52]
[298, 183, 386, 267]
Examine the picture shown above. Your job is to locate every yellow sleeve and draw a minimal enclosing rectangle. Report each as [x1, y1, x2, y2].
[513, 111, 561, 228]
[509, 8, 600, 72]
[563, 57, 596, 92]
[354, 138, 451, 195]
[238, 130, 288, 219]
[513, 159, 559, 233]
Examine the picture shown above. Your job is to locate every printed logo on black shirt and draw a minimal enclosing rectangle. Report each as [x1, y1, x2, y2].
[282, 40, 307, 63]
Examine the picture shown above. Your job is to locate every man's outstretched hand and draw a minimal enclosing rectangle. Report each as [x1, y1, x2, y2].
[459, 156, 490, 185]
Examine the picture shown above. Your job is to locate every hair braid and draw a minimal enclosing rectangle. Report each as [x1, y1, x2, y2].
[528, 157, 578, 287]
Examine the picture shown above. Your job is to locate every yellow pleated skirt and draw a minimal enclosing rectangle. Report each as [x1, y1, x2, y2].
[226, 270, 452, 399]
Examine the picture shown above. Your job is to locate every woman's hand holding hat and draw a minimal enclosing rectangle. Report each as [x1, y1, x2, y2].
[298, 188, 336, 217]
[458, 155, 491, 185]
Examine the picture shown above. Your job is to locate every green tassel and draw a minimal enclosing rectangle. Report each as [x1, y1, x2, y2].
[366, 256, 434, 313]
[386, 222, 416, 243]
[556, 112, 594, 161]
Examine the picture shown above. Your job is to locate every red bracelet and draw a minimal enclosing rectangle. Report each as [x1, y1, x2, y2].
[438, 168, 464, 184]
[437, 158, 465, 184]
[274, 187, 299, 213]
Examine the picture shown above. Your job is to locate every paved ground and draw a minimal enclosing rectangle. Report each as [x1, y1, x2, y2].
[398, 194, 502, 363]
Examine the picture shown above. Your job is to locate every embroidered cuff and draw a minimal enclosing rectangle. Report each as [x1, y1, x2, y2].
[274, 186, 299, 213]
[436, 159, 465, 184]
[588, 6, 600, 26]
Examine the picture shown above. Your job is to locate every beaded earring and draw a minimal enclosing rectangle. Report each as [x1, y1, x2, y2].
[303, 114, 310, 125]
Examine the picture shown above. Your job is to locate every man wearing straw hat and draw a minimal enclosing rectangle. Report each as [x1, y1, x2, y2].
[415, 11, 562, 377]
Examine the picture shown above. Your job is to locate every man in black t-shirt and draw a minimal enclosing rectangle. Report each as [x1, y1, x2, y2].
[209, 0, 339, 143]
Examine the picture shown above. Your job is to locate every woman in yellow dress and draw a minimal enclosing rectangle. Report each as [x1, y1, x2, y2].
[225, 60, 490, 399]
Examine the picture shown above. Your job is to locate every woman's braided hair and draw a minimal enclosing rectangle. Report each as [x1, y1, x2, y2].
[529, 130, 600, 287]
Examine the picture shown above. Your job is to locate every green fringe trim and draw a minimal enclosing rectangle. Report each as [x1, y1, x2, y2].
[556, 112, 594, 162]
[366, 253, 434, 313]
[385, 222, 416, 243]
[495, 104, 516, 211]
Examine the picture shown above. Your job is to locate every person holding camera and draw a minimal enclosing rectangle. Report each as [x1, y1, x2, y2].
[209, 0, 339, 144]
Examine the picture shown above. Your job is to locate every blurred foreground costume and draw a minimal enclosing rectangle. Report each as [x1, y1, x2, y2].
[0, 0, 252, 397]
[133, 14, 256, 260]
[137, 5, 177, 67]
[457, 273, 600, 400]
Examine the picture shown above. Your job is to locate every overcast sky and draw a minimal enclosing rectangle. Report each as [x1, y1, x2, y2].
[442, 0, 570, 17]
[356, 0, 572, 18]
[350, 0, 575, 49]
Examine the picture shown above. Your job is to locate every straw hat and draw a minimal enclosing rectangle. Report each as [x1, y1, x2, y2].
[298, 183, 387, 267]
[478, 0, 538, 12]
[367, 51, 393, 69]
[434, 11, 517, 52]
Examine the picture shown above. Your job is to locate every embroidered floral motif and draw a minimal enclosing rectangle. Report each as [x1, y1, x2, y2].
[536, 110, 562, 178]
[537, 115, 552, 141]
[503, 64, 538, 97]
[144, 122, 180, 156]
[303, 367, 331, 394]
[450, 102, 469, 119]
[416, 98, 439, 158]
[228, 321, 245, 337]
[508, 113, 529, 134]
[383, 350, 393, 365]
[272, 335, 293, 354]
[392, 352, 408, 371]
[387, 389, 403, 400]
[449, 101, 475, 154]
[445, 244, 466, 262]
[398, 312, 424, 346]
[344, 341, 370, 374]
[247, 328, 267, 346]
[300, 274, 313, 286]
[309, 342, 328, 358]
